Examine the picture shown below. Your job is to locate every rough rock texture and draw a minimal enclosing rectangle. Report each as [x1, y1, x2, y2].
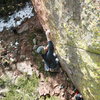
[31, 0, 100, 100]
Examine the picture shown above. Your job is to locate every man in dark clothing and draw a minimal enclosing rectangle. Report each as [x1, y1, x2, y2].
[74, 89, 83, 100]
[37, 30, 59, 72]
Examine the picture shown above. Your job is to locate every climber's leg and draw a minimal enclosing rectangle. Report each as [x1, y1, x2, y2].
[44, 63, 50, 71]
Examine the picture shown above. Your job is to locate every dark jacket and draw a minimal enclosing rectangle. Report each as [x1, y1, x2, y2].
[41, 41, 57, 68]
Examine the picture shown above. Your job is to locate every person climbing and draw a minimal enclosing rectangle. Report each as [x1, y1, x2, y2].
[75, 93, 83, 100]
[36, 30, 60, 72]
[74, 89, 83, 100]
[71, 86, 83, 100]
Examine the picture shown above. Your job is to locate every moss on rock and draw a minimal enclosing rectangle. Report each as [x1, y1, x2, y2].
[32, 0, 100, 99]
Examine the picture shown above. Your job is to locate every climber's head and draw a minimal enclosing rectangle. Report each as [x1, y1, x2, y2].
[36, 46, 48, 55]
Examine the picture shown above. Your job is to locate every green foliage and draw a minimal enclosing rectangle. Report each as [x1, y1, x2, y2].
[3, 73, 39, 100]
[46, 96, 60, 100]
[0, 78, 5, 88]
[17, 73, 39, 93]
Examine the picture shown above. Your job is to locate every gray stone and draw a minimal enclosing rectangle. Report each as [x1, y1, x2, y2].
[20, 55, 26, 61]
[16, 61, 33, 75]
[17, 23, 29, 33]
[14, 17, 21, 22]
[11, 64, 17, 71]
[31, 0, 100, 100]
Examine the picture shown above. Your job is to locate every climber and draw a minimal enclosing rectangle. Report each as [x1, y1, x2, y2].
[36, 30, 60, 72]
[74, 89, 83, 100]
[75, 93, 83, 100]
[71, 86, 83, 100]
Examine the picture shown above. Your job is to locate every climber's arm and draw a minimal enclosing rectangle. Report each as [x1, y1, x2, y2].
[45, 30, 54, 53]
[45, 30, 51, 41]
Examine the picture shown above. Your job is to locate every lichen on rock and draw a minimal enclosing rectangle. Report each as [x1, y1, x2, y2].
[31, 0, 100, 100]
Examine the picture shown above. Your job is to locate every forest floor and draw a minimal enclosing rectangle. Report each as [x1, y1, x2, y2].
[0, 15, 77, 100]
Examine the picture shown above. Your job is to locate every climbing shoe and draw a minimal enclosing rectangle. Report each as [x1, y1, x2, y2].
[44, 65, 50, 71]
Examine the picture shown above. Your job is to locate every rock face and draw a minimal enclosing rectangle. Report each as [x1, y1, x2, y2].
[31, 0, 100, 100]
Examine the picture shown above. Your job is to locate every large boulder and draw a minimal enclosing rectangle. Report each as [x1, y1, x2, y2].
[31, 0, 100, 100]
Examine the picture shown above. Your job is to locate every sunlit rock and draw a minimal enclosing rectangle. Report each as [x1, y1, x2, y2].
[32, 0, 100, 100]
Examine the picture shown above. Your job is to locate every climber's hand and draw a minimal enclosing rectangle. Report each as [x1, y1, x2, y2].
[45, 29, 51, 41]
[46, 29, 50, 36]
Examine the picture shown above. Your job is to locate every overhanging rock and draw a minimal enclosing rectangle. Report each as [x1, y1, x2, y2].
[31, 0, 100, 100]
